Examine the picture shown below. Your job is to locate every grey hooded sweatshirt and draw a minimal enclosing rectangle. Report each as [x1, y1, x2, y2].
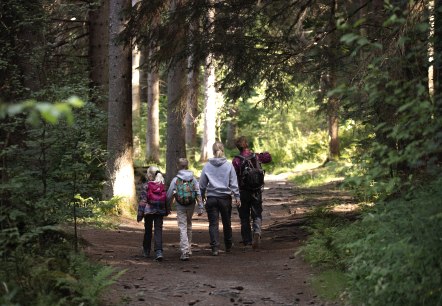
[199, 157, 240, 199]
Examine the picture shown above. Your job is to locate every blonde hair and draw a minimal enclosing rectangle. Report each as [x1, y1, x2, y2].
[146, 166, 165, 183]
[212, 141, 225, 158]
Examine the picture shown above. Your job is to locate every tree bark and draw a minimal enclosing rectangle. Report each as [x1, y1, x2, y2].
[326, 0, 340, 161]
[434, 0, 442, 116]
[132, 46, 141, 123]
[146, 49, 161, 163]
[139, 47, 148, 103]
[88, 0, 109, 112]
[225, 105, 238, 149]
[186, 57, 200, 162]
[165, 0, 188, 185]
[105, 0, 136, 207]
[132, 44, 142, 160]
[200, 3, 217, 162]
[200, 53, 218, 162]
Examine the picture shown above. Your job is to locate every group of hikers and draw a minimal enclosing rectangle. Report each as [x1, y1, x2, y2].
[136, 136, 272, 262]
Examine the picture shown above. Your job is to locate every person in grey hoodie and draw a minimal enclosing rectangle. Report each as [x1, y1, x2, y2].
[199, 141, 241, 256]
[167, 158, 203, 261]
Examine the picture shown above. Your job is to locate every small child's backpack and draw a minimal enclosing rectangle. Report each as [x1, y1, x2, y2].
[147, 181, 169, 215]
[174, 177, 196, 206]
[236, 153, 265, 191]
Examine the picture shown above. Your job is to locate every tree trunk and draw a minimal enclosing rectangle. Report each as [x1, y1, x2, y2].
[225, 105, 238, 149]
[139, 47, 148, 103]
[88, 0, 109, 112]
[200, 54, 218, 162]
[165, 0, 188, 185]
[435, 0, 442, 116]
[200, 3, 217, 162]
[146, 49, 161, 163]
[105, 0, 136, 208]
[166, 59, 187, 185]
[132, 47, 141, 122]
[186, 57, 200, 162]
[132, 45, 142, 160]
[326, 0, 340, 161]
[327, 95, 340, 160]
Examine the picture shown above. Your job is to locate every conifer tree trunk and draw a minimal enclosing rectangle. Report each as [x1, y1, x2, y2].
[146, 48, 161, 163]
[132, 45, 142, 159]
[166, 0, 187, 185]
[200, 3, 217, 162]
[105, 0, 136, 206]
[139, 47, 148, 103]
[186, 58, 200, 162]
[435, 0, 442, 116]
[225, 106, 238, 149]
[88, 0, 109, 112]
[132, 47, 141, 122]
[326, 0, 340, 161]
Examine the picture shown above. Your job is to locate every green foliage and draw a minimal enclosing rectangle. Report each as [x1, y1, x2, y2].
[0, 96, 85, 125]
[311, 269, 348, 302]
[298, 206, 354, 270]
[345, 178, 442, 305]
[335, 3, 442, 200]
[0, 236, 123, 306]
[222, 85, 330, 171]
[300, 177, 442, 305]
[289, 161, 349, 187]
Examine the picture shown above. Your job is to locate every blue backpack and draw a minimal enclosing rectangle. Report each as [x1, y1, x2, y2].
[174, 177, 196, 206]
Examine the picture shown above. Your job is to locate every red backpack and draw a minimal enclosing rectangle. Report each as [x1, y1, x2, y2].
[147, 181, 169, 215]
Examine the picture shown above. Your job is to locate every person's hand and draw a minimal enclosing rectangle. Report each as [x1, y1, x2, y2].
[234, 198, 241, 208]
[197, 203, 204, 216]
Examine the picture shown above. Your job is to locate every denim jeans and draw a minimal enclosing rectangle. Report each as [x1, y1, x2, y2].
[143, 214, 163, 253]
[176, 203, 196, 255]
[237, 190, 263, 245]
[205, 196, 233, 249]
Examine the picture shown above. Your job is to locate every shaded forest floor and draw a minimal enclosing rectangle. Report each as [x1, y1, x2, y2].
[81, 172, 357, 306]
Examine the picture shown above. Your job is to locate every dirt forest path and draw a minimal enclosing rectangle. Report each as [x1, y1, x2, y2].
[82, 173, 351, 306]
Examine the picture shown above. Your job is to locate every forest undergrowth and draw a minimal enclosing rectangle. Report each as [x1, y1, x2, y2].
[295, 164, 442, 305]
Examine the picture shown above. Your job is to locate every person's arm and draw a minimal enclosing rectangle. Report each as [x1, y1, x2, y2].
[257, 152, 272, 164]
[229, 164, 241, 207]
[166, 177, 177, 203]
[232, 156, 241, 175]
[193, 178, 204, 215]
[137, 183, 148, 222]
[199, 168, 208, 200]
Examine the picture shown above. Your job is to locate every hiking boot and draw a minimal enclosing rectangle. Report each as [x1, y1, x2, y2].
[154, 250, 163, 261]
[142, 247, 150, 258]
[211, 247, 219, 256]
[252, 233, 261, 249]
[180, 253, 190, 261]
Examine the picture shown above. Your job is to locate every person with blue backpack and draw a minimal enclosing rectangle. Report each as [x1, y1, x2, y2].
[166, 158, 203, 261]
[137, 166, 169, 261]
[232, 136, 272, 250]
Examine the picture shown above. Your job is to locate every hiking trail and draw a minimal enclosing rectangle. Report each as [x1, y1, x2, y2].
[82, 172, 353, 306]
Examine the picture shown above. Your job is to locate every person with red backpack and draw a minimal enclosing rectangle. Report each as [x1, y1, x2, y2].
[137, 166, 169, 261]
[166, 158, 203, 261]
[232, 136, 272, 249]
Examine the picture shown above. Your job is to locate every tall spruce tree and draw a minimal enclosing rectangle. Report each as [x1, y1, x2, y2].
[105, 0, 136, 205]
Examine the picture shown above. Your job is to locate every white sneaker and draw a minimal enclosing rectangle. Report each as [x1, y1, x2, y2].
[180, 253, 190, 261]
